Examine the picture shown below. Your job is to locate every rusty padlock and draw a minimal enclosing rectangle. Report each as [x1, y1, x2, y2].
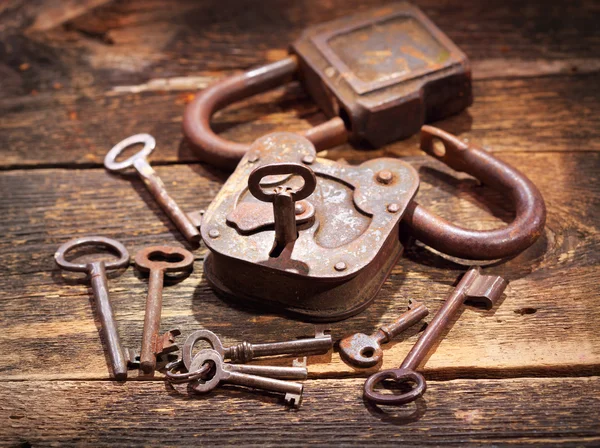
[200, 127, 545, 321]
[183, 3, 472, 170]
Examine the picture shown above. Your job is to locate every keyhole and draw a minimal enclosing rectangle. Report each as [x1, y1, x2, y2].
[361, 347, 375, 358]
[269, 231, 299, 258]
[432, 138, 446, 157]
[148, 252, 185, 263]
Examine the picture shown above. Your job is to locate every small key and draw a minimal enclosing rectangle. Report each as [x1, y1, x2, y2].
[190, 349, 304, 406]
[55, 236, 130, 380]
[104, 134, 202, 245]
[364, 267, 507, 405]
[247, 162, 316, 256]
[135, 245, 194, 374]
[182, 326, 332, 370]
[339, 300, 429, 368]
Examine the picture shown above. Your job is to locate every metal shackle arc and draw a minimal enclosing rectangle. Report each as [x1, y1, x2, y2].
[182, 56, 348, 170]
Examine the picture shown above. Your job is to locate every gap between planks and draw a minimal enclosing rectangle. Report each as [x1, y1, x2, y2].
[0, 148, 598, 172]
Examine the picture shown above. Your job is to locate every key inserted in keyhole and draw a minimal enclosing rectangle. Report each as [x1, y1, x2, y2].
[248, 162, 316, 257]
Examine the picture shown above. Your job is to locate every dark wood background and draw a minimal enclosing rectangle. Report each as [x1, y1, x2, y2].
[1, 0, 599, 446]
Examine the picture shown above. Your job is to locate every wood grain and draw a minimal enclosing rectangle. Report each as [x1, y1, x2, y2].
[2, 0, 598, 94]
[1, 151, 598, 380]
[2, 377, 600, 446]
[1, 0, 599, 445]
[1, 74, 599, 169]
[1, 0, 599, 168]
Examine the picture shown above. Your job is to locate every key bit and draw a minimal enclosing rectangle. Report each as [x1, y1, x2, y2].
[313, 324, 331, 340]
[339, 301, 429, 368]
[293, 325, 331, 367]
[124, 347, 140, 369]
[154, 329, 181, 356]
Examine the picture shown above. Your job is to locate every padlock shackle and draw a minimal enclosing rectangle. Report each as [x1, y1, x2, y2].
[183, 55, 348, 170]
[403, 126, 546, 260]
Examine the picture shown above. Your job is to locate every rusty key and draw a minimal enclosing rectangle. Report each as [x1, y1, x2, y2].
[135, 245, 194, 374]
[104, 134, 201, 245]
[190, 349, 304, 407]
[55, 236, 130, 380]
[364, 267, 507, 405]
[182, 327, 332, 370]
[248, 162, 317, 255]
[339, 301, 429, 368]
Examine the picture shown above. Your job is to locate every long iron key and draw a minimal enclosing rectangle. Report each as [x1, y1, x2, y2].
[364, 267, 507, 405]
[339, 300, 429, 368]
[135, 245, 194, 374]
[104, 134, 202, 244]
[182, 327, 332, 370]
[190, 349, 304, 406]
[55, 236, 131, 380]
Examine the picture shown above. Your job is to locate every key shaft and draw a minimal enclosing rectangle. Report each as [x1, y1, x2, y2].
[401, 269, 506, 371]
[132, 157, 200, 244]
[139, 268, 164, 373]
[89, 261, 128, 381]
[226, 363, 307, 380]
[225, 335, 332, 363]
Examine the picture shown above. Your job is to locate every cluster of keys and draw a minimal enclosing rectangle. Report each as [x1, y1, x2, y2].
[55, 237, 195, 380]
[53, 3, 543, 409]
[165, 327, 333, 406]
[55, 231, 506, 407]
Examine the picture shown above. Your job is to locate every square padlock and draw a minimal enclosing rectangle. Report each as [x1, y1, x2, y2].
[291, 2, 472, 147]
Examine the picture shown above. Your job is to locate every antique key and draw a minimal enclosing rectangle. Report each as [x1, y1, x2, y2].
[182, 328, 332, 370]
[104, 134, 202, 245]
[190, 349, 304, 406]
[135, 245, 194, 374]
[183, 3, 472, 169]
[55, 236, 131, 380]
[364, 267, 507, 405]
[248, 162, 317, 255]
[339, 301, 429, 368]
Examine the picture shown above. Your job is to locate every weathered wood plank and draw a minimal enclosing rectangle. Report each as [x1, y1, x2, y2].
[0, 152, 598, 380]
[1, 73, 599, 169]
[2, 0, 598, 98]
[2, 377, 600, 447]
[1, 0, 598, 445]
[1, 0, 599, 168]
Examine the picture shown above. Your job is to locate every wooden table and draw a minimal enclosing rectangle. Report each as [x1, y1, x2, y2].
[2, 0, 599, 445]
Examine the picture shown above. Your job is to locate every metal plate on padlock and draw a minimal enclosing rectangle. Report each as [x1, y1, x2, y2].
[201, 132, 419, 321]
[291, 2, 472, 147]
